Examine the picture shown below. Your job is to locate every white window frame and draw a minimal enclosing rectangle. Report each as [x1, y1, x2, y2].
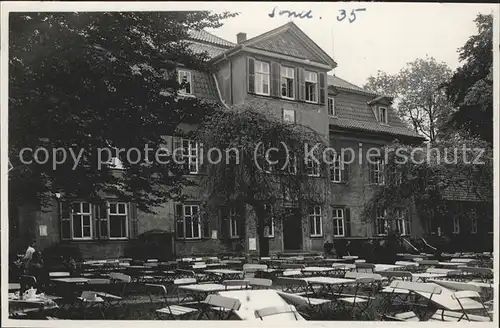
[328, 97, 335, 116]
[286, 154, 297, 175]
[70, 202, 93, 240]
[107, 202, 129, 240]
[330, 154, 342, 183]
[178, 70, 193, 95]
[264, 205, 275, 238]
[452, 217, 460, 234]
[309, 205, 323, 237]
[370, 159, 385, 185]
[229, 207, 239, 239]
[174, 138, 200, 174]
[395, 208, 410, 236]
[471, 216, 477, 234]
[254, 60, 270, 96]
[283, 109, 295, 123]
[379, 107, 388, 124]
[183, 204, 201, 240]
[304, 70, 318, 103]
[306, 157, 320, 177]
[332, 208, 345, 237]
[281, 66, 295, 99]
[375, 209, 388, 236]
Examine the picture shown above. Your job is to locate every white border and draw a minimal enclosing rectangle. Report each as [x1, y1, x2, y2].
[1, 2, 499, 328]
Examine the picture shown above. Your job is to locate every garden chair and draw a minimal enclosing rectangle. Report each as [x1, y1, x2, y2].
[242, 264, 267, 278]
[355, 263, 375, 273]
[414, 260, 439, 272]
[197, 294, 241, 320]
[429, 290, 492, 322]
[277, 277, 309, 295]
[338, 277, 378, 320]
[379, 271, 412, 283]
[175, 268, 196, 279]
[458, 266, 493, 282]
[381, 280, 442, 321]
[246, 277, 273, 289]
[222, 280, 249, 290]
[76, 291, 106, 319]
[172, 277, 197, 303]
[254, 304, 303, 320]
[145, 284, 198, 320]
[109, 272, 132, 297]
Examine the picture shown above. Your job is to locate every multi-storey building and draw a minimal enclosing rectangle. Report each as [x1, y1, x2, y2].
[12, 22, 488, 260]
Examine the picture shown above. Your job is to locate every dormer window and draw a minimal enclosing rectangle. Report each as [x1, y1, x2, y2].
[379, 107, 388, 124]
[178, 70, 193, 95]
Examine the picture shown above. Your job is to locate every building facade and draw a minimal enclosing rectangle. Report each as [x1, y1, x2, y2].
[13, 22, 488, 260]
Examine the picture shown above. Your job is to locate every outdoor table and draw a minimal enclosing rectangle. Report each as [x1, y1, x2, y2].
[411, 273, 447, 282]
[178, 283, 248, 302]
[414, 283, 485, 312]
[437, 262, 464, 268]
[9, 283, 21, 292]
[301, 277, 356, 305]
[219, 289, 305, 321]
[204, 269, 244, 281]
[324, 258, 346, 263]
[49, 272, 71, 278]
[374, 264, 404, 272]
[301, 266, 338, 276]
[9, 293, 61, 318]
[451, 258, 476, 263]
[51, 277, 90, 284]
[403, 254, 428, 260]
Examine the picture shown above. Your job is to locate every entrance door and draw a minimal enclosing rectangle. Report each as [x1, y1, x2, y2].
[282, 208, 302, 251]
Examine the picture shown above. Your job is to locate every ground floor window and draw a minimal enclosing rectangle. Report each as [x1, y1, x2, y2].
[70, 202, 93, 239]
[375, 209, 388, 235]
[264, 204, 275, 238]
[452, 217, 460, 234]
[108, 202, 128, 239]
[176, 204, 201, 239]
[395, 208, 410, 236]
[229, 207, 239, 238]
[332, 208, 345, 237]
[309, 205, 323, 237]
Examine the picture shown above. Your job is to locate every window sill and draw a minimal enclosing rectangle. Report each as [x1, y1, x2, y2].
[178, 93, 196, 98]
[254, 92, 271, 97]
[281, 96, 295, 101]
[333, 234, 345, 238]
[177, 238, 203, 242]
[305, 100, 318, 104]
[331, 180, 345, 184]
[109, 237, 128, 241]
[267, 235, 275, 239]
[307, 174, 321, 178]
[310, 235, 323, 238]
[229, 236, 240, 240]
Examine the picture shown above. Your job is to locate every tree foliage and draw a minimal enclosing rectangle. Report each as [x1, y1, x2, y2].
[9, 11, 236, 212]
[197, 103, 329, 256]
[364, 56, 453, 141]
[443, 14, 493, 144]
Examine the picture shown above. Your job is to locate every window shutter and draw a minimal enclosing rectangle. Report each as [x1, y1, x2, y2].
[201, 209, 210, 239]
[128, 203, 138, 239]
[98, 203, 109, 239]
[219, 207, 228, 240]
[238, 209, 245, 238]
[344, 208, 351, 237]
[368, 163, 374, 184]
[297, 68, 305, 101]
[319, 72, 326, 105]
[247, 57, 255, 93]
[60, 202, 71, 240]
[372, 208, 377, 236]
[175, 203, 184, 239]
[270, 62, 280, 97]
[341, 152, 350, 183]
[92, 204, 99, 240]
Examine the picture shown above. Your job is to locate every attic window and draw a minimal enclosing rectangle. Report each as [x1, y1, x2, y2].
[379, 107, 388, 124]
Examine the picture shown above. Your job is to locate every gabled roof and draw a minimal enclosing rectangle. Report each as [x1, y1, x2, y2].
[188, 29, 236, 48]
[328, 75, 377, 96]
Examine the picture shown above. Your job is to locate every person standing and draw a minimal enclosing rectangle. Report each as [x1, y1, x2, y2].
[21, 241, 36, 274]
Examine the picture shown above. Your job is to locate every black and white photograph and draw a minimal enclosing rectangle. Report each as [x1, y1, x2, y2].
[1, 1, 498, 325]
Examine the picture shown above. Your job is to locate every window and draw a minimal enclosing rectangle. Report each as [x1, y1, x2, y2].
[283, 109, 295, 123]
[173, 138, 199, 174]
[369, 159, 385, 185]
[471, 217, 477, 234]
[281, 66, 295, 99]
[255, 60, 270, 95]
[332, 208, 345, 237]
[178, 70, 192, 95]
[379, 107, 388, 124]
[395, 208, 410, 236]
[178, 204, 201, 239]
[330, 154, 342, 183]
[305, 71, 318, 102]
[286, 153, 297, 175]
[452, 217, 460, 234]
[229, 208, 239, 238]
[264, 205, 275, 238]
[108, 202, 128, 239]
[375, 209, 388, 235]
[328, 97, 335, 116]
[309, 205, 323, 237]
[306, 157, 320, 177]
[71, 202, 93, 239]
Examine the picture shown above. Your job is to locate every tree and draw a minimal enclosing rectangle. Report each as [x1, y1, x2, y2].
[443, 14, 493, 144]
[196, 103, 329, 257]
[9, 11, 236, 212]
[364, 57, 453, 141]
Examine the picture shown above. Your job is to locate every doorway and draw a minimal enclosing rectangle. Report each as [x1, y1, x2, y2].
[282, 207, 302, 251]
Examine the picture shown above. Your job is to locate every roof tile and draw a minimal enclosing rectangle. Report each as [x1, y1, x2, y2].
[188, 29, 235, 48]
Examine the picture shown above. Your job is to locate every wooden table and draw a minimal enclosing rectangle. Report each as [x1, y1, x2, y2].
[301, 266, 339, 276]
[218, 289, 305, 321]
[411, 273, 447, 282]
[204, 269, 243, 281]
[301, 277, 356, 304]
[9, 294, 61, 318]
[374, 264, 404, 272]
[51, 277, 89, 284]
[415, 283, 484, 312]
[178, 283, 247, 302]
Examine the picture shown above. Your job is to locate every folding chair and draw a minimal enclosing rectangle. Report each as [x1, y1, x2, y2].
[277, 288, 331, 319]
[197, 294, 241, 320]
[173, 278, 197, 303]
[221, 280, 249, 290]
[109, 273, 131, 297]
[277, 277, 309, 295]
[145, 284, 198, 320]
[414, 260, 439, 271]
[175, 269, 196, 279]
[254, 304, 302, 320]
[458, 267, 493, 283]
[355, 263, 375, 273]
[246, 278, 273, 289]
[77, 291, 106, 319]
[338, 277, 378, 320]
[379, 271, 412, 283]
[242, 264, 267, 278]
[381, 280, 442, 321]
[429, 290, 492, 322]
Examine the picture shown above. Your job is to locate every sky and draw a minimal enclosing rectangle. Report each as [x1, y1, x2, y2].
[203, 2, 498, 88]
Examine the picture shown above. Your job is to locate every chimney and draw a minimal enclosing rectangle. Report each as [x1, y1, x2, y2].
[236, 32, 247, 44]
